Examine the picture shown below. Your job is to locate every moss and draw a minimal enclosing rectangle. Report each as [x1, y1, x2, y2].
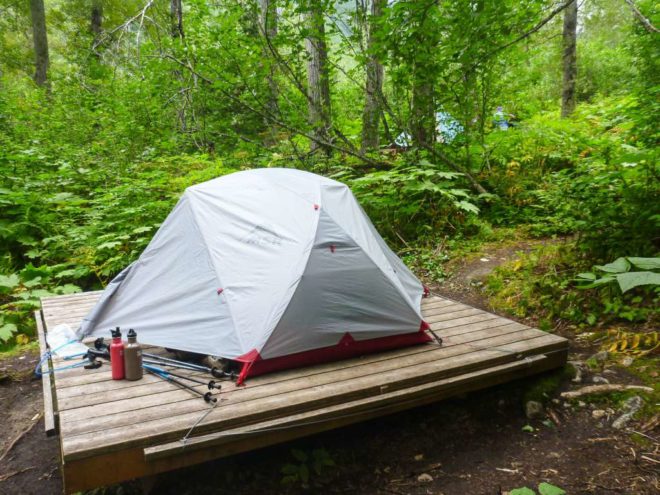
[0, 340, 39, 360]
[522, 365, 575, 404]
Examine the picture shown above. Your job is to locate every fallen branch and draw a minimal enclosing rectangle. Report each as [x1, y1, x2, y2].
[561, 384, 653, 399]
[0, 467, 34, 482]
[0, 413, 42, 464]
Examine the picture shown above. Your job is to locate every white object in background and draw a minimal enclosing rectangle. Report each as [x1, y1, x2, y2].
[46, 324, 88, 358]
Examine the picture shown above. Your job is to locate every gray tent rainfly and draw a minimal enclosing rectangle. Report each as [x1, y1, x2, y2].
[78, 168, 432, 383]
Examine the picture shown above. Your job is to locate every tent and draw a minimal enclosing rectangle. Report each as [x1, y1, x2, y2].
[78, 168, 431, 383]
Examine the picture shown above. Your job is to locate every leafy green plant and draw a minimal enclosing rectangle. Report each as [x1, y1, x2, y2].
[575, 257, 660, 293]
[510, 482, 566, 495]
[486, 244, 658, 328]
[344, 157, 479, 243]
[0, 265, 80, 346]
[280, 448, 335, 486]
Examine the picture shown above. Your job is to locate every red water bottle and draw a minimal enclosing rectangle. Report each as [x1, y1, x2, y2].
[110, 327, 125, 380]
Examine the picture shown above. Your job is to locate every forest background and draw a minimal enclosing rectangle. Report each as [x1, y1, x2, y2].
[0, 0, 657, 352]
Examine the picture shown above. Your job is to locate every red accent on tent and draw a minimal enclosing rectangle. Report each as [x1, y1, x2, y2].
[313, 204, 319, 210]
[234, 322, 432, 385]
[217, 288, 224, 295]
[423, 285, 430, 298]
[330, 244, 336, 253]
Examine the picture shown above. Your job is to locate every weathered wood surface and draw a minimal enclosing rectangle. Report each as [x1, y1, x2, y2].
[38, 291, 569, 494]
[35, 310, 57, 436]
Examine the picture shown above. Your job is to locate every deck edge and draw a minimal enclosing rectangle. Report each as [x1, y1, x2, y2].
[35, 309, 58, 436]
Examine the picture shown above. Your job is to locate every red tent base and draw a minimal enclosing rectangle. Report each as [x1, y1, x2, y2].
[235, 321, 432, 385]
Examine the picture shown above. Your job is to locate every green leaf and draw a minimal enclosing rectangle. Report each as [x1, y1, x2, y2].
[616, 271, 660, 293]
[627, 257, 660, 271]
[0, 323, 18, 343]
[456, 200, 479, 214]
[575, 272, 596, 280]
[291, 449, 307, 463]
[521, 425, 534, 433]
[0, 273, 20, 291]
[594, 257, 630, 274]
[538, 482, 566, 495]
[510, 488, 536, 495]
[23, 277, 42, 288]
[56, 284, 82, 295]
[280, 464, 299, 475]
[97, 241, 122, 251]
[299, 463, 309, 483]
[576, 275, 616, 289]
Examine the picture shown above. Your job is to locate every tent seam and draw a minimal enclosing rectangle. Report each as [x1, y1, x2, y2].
[185, 192, 243, 354]
[255, 179, 324, 355]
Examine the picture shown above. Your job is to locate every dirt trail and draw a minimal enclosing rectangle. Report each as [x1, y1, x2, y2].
[431, 239, 546, 312]
[0, 240, 657, 494]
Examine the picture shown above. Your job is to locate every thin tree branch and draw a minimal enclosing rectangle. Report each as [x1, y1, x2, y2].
[486, 0, 577, 58]
[623, 0, 659, 33]
[162, 54, 386, 168]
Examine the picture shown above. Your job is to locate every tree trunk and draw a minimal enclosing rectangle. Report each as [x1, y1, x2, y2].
[304, 3, 332, 153]
[361, 0, 385, 153]
[259, 0, 278, 143]
[90, 0, 103, 57]
[91, 0, 102, 37]
[171, 0, 184, 39]
[410, 12, 434, 148]
[411, 70, 433, 147]
[29, 0, 49, 88]
[561, 0, 577, 118]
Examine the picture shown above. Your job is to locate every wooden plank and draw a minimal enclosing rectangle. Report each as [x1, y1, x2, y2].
[58, 321, 531, 418]
[51, 309, 511, 390]
[54, 316, 548, 413]
[60, 348, 566, 494]
[41, 291, 102, 306]
[420, 298, 455, 309]
[61, 334, 567, 460]
[430, 312, 499, 330]
[425, 307, 482, 323]
[55, 316, 521, 402]
[57, 322, 531, 413]
[146, 354, 553, 460]
[35, 310, 58, 436]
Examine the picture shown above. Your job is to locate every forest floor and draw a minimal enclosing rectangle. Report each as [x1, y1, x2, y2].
[0, 239, 658, 495]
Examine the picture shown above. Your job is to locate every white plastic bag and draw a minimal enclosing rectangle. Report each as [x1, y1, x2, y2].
[46, 324, 89, 358]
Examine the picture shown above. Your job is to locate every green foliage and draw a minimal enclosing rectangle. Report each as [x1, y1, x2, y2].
[343, 157, 479, 242]
[510, 483, 566, 495]
[576, 257, 660, 293]
[0, 0, 657, 355]
[280, 448, 335, 486]
[0, 265, 80, 347]
[482, 96, 659, 261]
[486, 243, 659, 327]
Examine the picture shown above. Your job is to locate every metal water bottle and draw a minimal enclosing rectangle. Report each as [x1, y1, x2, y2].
[124, 329, 143, 381]
[110, 327, 125, 380]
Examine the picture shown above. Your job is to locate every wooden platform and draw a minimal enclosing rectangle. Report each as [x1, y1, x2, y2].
[37, 291, 568, 493]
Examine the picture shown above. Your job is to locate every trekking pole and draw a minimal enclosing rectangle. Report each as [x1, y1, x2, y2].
[142, 353, 212, 372]
[142, 353, 237, 380]
[144, 364, 217, 403]
[142, 358, 207, 373]
[144, 364, 221, 390]
[97, 337, 236, 380]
